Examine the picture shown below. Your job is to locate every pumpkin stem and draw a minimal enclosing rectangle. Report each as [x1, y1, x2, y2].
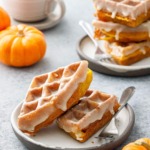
[17, 29, 24, 37]
[135, 141, 150, 150]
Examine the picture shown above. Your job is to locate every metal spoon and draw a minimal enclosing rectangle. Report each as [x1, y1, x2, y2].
[79, 20, 112, 61]
[98, 86, 135, 139]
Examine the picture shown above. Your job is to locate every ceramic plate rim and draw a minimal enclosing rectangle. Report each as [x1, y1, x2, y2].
[11, 102, 135, 150]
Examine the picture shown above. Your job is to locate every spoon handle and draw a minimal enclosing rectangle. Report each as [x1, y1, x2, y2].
[79, 20, 97, 46]
[119, 86, 135, 105]
[115, 86, 135, 117]
[98, 86, 135, 138]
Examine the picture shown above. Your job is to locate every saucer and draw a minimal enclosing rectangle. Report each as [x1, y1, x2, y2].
[76, 35, 150, 77]
[11, 102, 135, 150]
[11, 11, 64, 30]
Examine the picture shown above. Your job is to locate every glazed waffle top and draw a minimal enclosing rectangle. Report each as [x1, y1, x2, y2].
[104, 40, 150, 57]
[57, 90, 118, 134]
[93, 19, 150, 34]
[19, 61, 88, 118]
[93, 0, 150, 19]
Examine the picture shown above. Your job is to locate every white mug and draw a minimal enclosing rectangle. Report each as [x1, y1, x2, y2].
[3, 0, 65, 22]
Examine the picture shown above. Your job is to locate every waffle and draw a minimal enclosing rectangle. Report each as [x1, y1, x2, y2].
[57, 89, 120, 142]
[93, 19, 150, 42]
[18, 61, 93, 135]
[104, 40, 150, 65]
[93, 0, 150, 27]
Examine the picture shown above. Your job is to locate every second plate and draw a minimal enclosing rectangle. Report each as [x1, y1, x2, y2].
[76, 35, 150, 77]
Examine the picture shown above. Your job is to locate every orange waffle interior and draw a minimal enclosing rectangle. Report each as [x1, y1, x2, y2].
[93, 20, 150, 43]
[104, 41, 150, 65]
[18, 61, 93, 135]
[57, 89, 120, 142]
[94, 0, 150, 27]
[96, 9, 150, 28]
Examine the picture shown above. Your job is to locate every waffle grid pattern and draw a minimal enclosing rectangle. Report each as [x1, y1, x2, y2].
[20, 62, 84, 116]
[95, 0, 148, 9]
[94, 0, 150, 19]
[58, 90, 116, 130]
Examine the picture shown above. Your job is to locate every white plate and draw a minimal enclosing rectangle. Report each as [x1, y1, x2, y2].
[77, 35, 150, 76]
[11, 9, 64, 30]
[11, 102, 135, 150]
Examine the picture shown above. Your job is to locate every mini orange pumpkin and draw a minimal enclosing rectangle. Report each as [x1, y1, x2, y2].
[0, 24, 46, 67]
[0, 7, 11, 30]
[123, 138, 150, 150]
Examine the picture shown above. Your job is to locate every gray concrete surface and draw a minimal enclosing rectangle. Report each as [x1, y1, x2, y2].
[0, 0, 150, 150]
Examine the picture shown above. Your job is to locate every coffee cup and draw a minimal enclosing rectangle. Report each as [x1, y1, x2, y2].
[3, 0, 66, 22]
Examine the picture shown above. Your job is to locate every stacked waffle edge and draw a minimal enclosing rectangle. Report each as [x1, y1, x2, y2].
[93, 0, 150, 65]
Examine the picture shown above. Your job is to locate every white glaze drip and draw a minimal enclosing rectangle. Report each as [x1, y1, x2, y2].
[18, 61, 89, 132]
[93, 19, 150, 40]
[104, 40, 150, 57]
[93, 0, 150, 19]
[57, 90, 118, 133]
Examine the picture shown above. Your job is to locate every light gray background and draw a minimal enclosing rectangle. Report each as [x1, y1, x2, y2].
[0, 0, 150, 150]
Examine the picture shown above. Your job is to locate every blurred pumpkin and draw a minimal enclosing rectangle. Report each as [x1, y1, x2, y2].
[0, 24, 46, 67]
[0, 7, 10, 30]
[136, 138, 150, 146]
[122, 138, 150, 150]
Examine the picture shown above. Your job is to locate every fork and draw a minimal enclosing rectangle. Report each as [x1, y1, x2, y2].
[79, 20, 113, 63]
[97, 86, 135, 141]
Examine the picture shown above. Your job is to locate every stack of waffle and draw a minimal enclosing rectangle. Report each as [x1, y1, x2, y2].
[92, 0, 150, 65]
[17, 61, 120, 143]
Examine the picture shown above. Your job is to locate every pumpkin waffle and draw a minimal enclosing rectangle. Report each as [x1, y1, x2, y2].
[93, 0, 150, 27]
[57, 89, 120, 142]
[93, 19, 150, 42]
[18, 61, 93, 135]
[104, 40, 150, 65]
